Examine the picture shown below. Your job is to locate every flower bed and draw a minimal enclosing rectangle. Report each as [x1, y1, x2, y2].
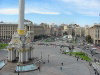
[64, 52, 91, 62]
[0, 43, 8, 50]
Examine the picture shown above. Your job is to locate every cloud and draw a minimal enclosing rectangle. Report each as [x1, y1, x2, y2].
[34, 11, 60, 15]
[79, 11, 99, 16]
[0, 8, 60, 15]
[60, 0, 100, 9]
[57, 0, 100, 16]
[0, 8, 18, 15]
[28, 10, 60, 15]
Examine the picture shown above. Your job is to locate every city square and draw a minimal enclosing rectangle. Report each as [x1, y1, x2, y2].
[0, 40, 96, 75]
[0, 0, 100, 75]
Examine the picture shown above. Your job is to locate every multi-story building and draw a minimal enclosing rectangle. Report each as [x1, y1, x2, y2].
[60, 24, 68, 31]
[67, 27, 73, 36]
[50, 26, 58, 36]
[81, 27, 85, 37]
[0, 23, 17, 42]
[85, 25, 90, 37]
[67, 24, 80, 36]
[40, 23, 51, 36]
[89, 24, 100, 45]
[75, 27, 81, 37]
[0, 21, 57, 43]
[58, 24, 68, 36]
[0, 20, 34, 43]
[34, 25, 45, 36]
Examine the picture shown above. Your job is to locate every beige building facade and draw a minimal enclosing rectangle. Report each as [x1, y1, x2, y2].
[85, 26, 90, 37]
[58, 25, 68, 36]
[50, 27, 58, 36]
[0, 22, 53, 43]
[40, 23, 51, 36]
[75, 27, 81, 37]
[34, 25, 45, 36]
[0, 21, 34, 43]
[0, 23, 17, 42]
[89, 24, 100, 45]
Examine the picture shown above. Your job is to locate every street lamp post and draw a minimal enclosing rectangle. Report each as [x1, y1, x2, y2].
[48, 54, 50, 63]
[17, 63, 20, 75]
[41, 51, 42, 59]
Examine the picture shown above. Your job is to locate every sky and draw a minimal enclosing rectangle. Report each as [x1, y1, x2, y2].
[0, 0, 100, 26]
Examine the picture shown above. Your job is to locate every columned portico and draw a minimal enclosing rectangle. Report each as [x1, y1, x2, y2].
[8, 48, 16, 62]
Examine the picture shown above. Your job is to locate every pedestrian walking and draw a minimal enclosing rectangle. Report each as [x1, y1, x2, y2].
[38, 66, 40, 72]
[60, 66, 62, 70]
[61, 62, 63, 66]
[77, 58, 78, 61]
[95, 71, 96, 75]
[94, 59, 96, 62]
[89, 62, 92, 66]
[77, 57, 79, 61]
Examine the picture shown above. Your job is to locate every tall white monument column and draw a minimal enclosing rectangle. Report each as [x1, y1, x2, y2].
[18, 0, 25, 35]
[18, 0, 26, 63]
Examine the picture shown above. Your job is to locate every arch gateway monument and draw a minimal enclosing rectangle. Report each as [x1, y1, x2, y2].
[7, 0, 34, 63]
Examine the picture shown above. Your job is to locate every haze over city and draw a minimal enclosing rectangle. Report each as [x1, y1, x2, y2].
[0, 0, 100, 26]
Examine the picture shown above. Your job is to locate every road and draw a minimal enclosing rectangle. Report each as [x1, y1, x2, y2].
[79, 45, 100, 61]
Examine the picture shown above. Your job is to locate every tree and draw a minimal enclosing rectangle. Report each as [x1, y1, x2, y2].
[63, 31, 68, 35]
[86, 35, 93, 43]
[72, 31, 75, 36]
[72, 30, 75, 37]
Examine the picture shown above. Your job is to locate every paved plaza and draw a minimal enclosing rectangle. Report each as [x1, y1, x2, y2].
[0, 41, 95, 75]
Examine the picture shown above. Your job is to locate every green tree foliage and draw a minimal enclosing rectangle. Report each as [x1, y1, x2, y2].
[86, 35, 93, 43]
[72, 31, 75, 36]
[0, 43, 8, 50]
[63, 32, 68, 35]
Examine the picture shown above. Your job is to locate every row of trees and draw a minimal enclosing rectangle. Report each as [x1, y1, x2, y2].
[34, 35, 49, 41]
